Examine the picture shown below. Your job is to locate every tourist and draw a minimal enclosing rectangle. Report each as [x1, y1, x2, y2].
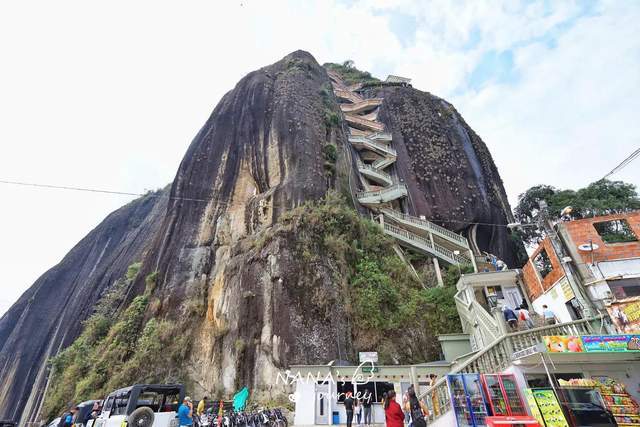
[362, 391, 373, 426]
[384, 390, 404, 427]
[178, 396, 193, 427]
[404, 386, 428, 427]
[402, 389, 411, 425]
[344, 391, 355, 427]
[502, 306, 518, 330]
[518, 304, 534, 329]
[355, 396, 363, 426]
[542, 305, 558, 325]
[195, 396, 207, 426]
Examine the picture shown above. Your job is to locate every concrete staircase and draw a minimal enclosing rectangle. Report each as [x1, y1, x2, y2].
[328, 70, 475, 271]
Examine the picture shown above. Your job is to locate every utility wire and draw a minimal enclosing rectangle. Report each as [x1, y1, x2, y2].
[0, 179, 208, 203]
[602, 147, 640, 180]
[0, 178, 518, 228]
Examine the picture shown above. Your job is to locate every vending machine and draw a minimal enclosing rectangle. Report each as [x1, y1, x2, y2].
[448, 373, 491, 427]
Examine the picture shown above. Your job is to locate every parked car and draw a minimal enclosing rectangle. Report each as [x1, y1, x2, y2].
[0, 421, 16, 427]
[74, 400, 101, 426]
[91, 384, 184, 427]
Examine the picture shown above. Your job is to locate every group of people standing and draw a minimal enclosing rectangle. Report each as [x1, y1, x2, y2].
[342, 392, 372, 427]
[343, 385, 429, 427]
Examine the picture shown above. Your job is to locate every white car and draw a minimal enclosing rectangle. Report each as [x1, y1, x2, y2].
[92, 384, 184, 427]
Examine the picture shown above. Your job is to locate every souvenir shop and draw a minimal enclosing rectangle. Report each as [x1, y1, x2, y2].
[444, 335, 640, 427]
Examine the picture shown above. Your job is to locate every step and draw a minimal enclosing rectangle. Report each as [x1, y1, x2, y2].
[340, 98, 382, 114]
[381, 209, 470, 249]
[349, 136, 397, 156]
[382, 222, 472, 266]
[357, 160, 393, 186]
[344, 113, 385, 132]
[356, 184, 407, 204]
[334, 89, 363, 104]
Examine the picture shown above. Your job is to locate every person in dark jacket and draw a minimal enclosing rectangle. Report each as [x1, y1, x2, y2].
[344, 392, 355, 427]
[502, 306, 518, 330]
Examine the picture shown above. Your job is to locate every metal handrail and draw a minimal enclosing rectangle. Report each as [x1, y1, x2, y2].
[339, 98, 383, 112]
[381, 209, 469, 248]
[356, 160, 392, 181]
[356, 183, 407, 199]
[349, 136, 397, 156]
[344, 113, 385, 131]
[382, 222, 472, 266]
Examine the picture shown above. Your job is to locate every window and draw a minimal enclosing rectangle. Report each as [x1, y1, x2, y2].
[609, 278, 640, 299]
[112, 392, 130, 416]
[533, 249, 553, 279]
[102, 396, 114, 414]
[594, 219, 638, 243]
[374, 382, 395, 403]
[336, 381, 354, 403]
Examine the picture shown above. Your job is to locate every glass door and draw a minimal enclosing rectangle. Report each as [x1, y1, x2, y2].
[482, 374, 508, 416]
[448, 374, 473, 427]
[463, 373, 489, 426]
[500, 374, 527, 416]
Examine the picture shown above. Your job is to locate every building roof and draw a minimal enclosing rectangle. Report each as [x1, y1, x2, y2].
[385, 75, 411, 84]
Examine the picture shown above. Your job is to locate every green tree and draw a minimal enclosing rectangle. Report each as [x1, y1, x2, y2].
[514, 179, 640, 245]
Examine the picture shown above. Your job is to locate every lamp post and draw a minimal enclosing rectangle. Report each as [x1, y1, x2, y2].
[453, 250, 461, 276]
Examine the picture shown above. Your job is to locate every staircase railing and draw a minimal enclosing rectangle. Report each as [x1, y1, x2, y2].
[356, 160, 392, 181]
[381, 209, 470, 249]
[421, 315, 603, 422]
[339, 98, 382, 112]
[349, 136, 397, 156]
[382, 222, 472, 266]
[344, 113, 385, 131]
[357, 184, 407, 200]
[455, 291, 502, 343]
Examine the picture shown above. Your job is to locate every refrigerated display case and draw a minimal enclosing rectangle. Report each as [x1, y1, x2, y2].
[447, 373, 490, 427]
[482, 374, 527, 416]
[555, 386, 617, 427]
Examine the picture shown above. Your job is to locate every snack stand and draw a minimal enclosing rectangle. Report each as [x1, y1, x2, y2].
[528, 389, 570, 427]
[448, 373, 491, 426]
[558, 377, 640, 426]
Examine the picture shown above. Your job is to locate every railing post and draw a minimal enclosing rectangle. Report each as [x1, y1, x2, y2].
[433, 257, 444, 287]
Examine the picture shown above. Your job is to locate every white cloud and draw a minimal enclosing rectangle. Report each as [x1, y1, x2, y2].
[0, 0, 638, 315]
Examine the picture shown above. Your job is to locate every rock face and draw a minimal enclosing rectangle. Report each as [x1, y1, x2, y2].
[0, 51, 518, 424]
[370, 86, 518, 266]
[0, 192, 167, 424]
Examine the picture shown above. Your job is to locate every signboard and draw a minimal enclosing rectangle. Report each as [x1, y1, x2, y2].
[361, 366, 379, 373]
[359, 352, 378, 363]
[543, 335, 585, 353]
[581, 335, 640, 352]
[512, 343, 545, 360]
[607, 297, 640, 333]
[543, 335, 640, 353]
[559, 278, 574, 302]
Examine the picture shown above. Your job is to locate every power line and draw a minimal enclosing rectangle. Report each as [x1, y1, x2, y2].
[602, 147, 640, 180]
[0, 178, 519, 228]
[0, 179, 208, 203]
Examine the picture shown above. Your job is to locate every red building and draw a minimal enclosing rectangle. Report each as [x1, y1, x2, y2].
[522, 211, 640, 331]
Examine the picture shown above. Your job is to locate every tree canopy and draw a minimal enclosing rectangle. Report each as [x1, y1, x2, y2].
[514, 179, 640, 245]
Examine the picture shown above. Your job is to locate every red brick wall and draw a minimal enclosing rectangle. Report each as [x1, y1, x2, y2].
[522, 238, 565, 300]
[562, 211, 640, 264]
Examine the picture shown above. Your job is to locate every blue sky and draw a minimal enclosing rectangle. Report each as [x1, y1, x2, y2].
[0, 0, 638, 315]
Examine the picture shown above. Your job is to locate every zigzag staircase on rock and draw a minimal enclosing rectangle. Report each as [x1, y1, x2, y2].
[327, 70, 477, 272]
